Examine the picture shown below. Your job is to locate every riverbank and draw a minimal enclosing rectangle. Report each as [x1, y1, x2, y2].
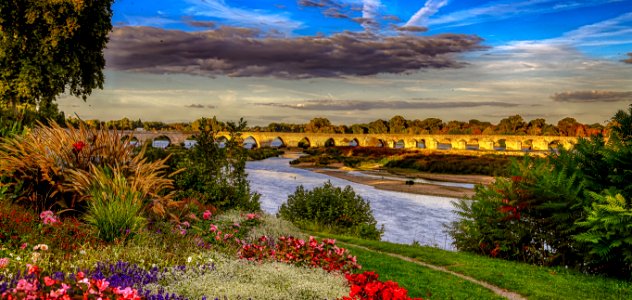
[282, 150, 492, 198]
[312, 168, 479, 198]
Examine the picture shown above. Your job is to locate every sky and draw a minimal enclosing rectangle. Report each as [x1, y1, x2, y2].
[57, 0, 632, 126]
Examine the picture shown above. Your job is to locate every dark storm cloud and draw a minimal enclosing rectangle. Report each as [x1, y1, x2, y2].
[323, 7, 350, 19]
[185, 104, 204, 108]
[297, 0, 332, 7]
[254, 99, 516, 111]
[395, 25, 428, 33]
[551, 90, 632, 102]
[183, 19, 216, 28]
[624, 53, 632, 64]
[382, 15, 401, 22]
[106, 26, 485, 78]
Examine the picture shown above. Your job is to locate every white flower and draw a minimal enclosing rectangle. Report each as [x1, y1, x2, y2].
[79, 250, 86, 255]
[187, 256, 192, 263]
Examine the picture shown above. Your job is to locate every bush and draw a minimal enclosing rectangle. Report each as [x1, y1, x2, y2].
[450, 105, 632, 278]
[83, 167, 146, 243]
[278, 181, 383, 240]
[170, 118, 260, 212]
[575, 193, 632, 277]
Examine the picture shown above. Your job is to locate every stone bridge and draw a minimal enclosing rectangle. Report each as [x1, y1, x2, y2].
[122, 130, 579, 151]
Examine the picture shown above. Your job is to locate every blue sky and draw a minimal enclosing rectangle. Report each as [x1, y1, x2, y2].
[59, 0, 632, 125]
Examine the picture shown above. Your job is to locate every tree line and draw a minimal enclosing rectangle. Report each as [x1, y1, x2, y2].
[67, 114, 609, 137]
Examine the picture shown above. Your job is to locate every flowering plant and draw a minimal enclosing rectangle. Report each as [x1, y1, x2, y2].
[0, 264, 142, 300]
[239, 236, 361, 273]
[341, 271, 423, 300]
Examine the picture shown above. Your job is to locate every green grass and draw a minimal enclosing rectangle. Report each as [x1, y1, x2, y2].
[316, 233, 632, 300]
[343, 244, 503, 299]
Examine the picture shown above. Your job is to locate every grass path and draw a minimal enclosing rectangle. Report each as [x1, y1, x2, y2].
[313, 233, 632, 299]
[343, 243, 526, 300]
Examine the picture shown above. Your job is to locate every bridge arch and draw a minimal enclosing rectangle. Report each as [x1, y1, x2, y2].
[415, 138, 426, 149]
[324, 138, 335, 147]
[466, 139, 479, 150]
[243, 136, 259, 149]
[152, 135, 171, 149]
[270, 137, 285, 148]
[349, 138, 359, 147]
[437, 138, 452, 150]
[298, 137, 311, 148]
[394, 139, 405, 149]
[495, 139, 507, 151]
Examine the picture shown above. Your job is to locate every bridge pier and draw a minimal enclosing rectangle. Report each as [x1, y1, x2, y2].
[451, 140, 467, 150]
[479, 140, 495, 150]
[506, 140, 522, 151]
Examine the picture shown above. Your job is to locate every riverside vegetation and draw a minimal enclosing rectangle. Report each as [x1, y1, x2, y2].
[1, 107, 632, 299]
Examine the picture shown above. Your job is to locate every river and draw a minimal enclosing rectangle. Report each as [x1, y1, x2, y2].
[246, 157, 465, 250]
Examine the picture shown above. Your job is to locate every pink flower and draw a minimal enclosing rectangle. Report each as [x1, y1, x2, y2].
[40, 210, 58, 225]
[20, 243, 27, 249]
[114, 287, 141, 299]
[95, 279, 110, 292]
[181, 221, 190, 228]
[203, 210, 212, 220]
[44, 276, 56, 287]
[233, 222, 241, 228]
[0, 258, 9, 269]
[246, 213, 257, 220]
[209, 224, 218, 232]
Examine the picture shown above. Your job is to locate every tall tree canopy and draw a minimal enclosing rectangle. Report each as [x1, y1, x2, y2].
[0, 0, 114, 108]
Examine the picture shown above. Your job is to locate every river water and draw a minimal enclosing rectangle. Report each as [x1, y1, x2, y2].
[246, 157, 465, 250]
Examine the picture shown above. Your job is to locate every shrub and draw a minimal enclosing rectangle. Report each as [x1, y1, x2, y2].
[0, 121, 175, 217]
[83, 167, 146, 243]
[575, 193, 632, 277]
[170, 118, 260, 212]
[278, 181, 383, 240]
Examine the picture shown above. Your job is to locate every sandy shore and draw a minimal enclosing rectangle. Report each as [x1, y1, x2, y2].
[281, 150, 494, 198]
[312, 168, 477, 198]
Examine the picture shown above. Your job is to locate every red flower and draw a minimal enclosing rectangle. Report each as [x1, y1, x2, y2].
[72, 141, 86, 153]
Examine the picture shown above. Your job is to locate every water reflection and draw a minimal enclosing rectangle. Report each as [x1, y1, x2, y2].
[246, 157, 462, 249]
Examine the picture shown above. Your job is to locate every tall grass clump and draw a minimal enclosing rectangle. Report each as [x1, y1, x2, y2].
[278, 181, 383, 240]
[0, 120, 175, 216]
[84, 167, 146, 242]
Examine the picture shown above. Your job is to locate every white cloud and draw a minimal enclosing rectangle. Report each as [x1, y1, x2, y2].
[426, 0, 623, 29]
[405, 0, 449, 27]
[184, 0, 302, 33]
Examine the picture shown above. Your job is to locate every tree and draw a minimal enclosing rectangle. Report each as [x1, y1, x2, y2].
[557, 117, 581, 137]
[497, 115, 526, 135]
[388, 115, 407, 133]
[367, 119, 388, 134]
[0, 0, 114, 108]
[305, 117, 334, 133]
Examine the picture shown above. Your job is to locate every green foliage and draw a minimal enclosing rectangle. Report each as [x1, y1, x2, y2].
[575, 193, 632, 277]
[278, 181, 383, 240]
[247, 147, 284, 161]
[0, 0, 114, 106]
[84, 167, 146, 243]
[171, 117, 260, 212]
[450, 105, 632, 277]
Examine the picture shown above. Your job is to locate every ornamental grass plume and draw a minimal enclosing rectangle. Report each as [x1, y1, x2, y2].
[0, 120, 176, 217]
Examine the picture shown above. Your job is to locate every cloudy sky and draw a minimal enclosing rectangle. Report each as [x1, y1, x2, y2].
[58, 0, 632, 125]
